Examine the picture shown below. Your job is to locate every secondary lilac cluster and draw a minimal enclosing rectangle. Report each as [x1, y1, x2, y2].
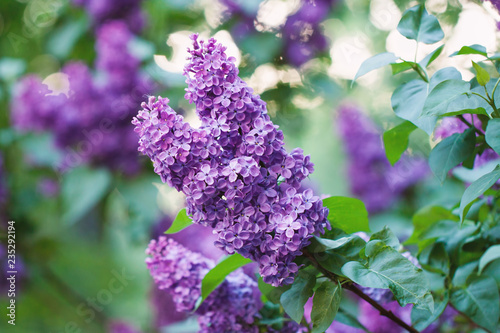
[146, 237, 212, 312]
[336, 104, 429, 213]
[146, 237, 262, 332]
[73, 0, 145, 33]
[221, 0, 336, 67]
[149, 216, 222, 327]
[12, 21, 152, 174]
[434, 115, 499, 168]
[133, 35, 329, 286]
[282, 0, 337, 66]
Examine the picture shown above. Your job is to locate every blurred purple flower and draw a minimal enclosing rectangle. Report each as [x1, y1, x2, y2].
[11, 21, 153, 174]
[282, 0, 337, 66]
[108, 321, 141, 333]
[37, 178, 59, 198]
[336, 104, 429, 213]
[73, 0, 145, 33]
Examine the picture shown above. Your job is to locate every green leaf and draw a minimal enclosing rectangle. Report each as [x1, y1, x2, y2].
[280, 270, 316, 323]
[450, 44, 488, 57]
[397, 4, 444, 44]
[258, 276, 290, 304]
[200, 253, 252, 301]
[411, 292, 449, 331]
[62, 167, 111, 225]
[485, 118, 500, 155]
[458, 165, 500, 221]
[479, 244, 500, 274]
[391, 80, 436, 134]
[427, 242, 450, 275]
[419, 45, 444, 68]
[428, 128, 476, 183]
[164, 209, 193, 234]
[406, 206, 458, 245]
[352, 52, 399, 84]
[308, 236, 357, 253]
[472, 61, 490, 86]
[322, 196, 370, 234]
[390, 61, 417, 75]
[342, 241, 434, 311]
[422, 80, 471, 117]
[383, 121, 418, 165]
[450, 276, 499, 333]
[311, 280, 342, 333]
[46, 17, 88, 59]
[370, 226, 400, 249]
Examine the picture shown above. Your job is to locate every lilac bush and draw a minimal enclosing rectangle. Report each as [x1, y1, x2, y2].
[11, 21, 152, 174]
[133, 34, 329, 286]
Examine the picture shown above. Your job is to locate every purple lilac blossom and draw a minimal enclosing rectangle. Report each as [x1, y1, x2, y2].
[145, 237, 262, 332]
[133, 35, 329, 286]
[72, 0, 145, 33]
[434, 114, 499, 168]
[11, 21, 152, 174]
[336, 104, 429, 213]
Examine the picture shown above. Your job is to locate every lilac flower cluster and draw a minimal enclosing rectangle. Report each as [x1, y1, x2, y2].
[434, 115, 499, 168]
[73, 0, 145, 33]
[336, 104, 429, 213]
[146, 237, 262, 332]
[221, 0, 336, 67]
[12, 21, 152, 174]
[133, 35, 329, 286]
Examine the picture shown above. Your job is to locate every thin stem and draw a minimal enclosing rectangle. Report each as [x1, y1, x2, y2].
[457, 115, 485, 136]
[302, 249, 419, 333]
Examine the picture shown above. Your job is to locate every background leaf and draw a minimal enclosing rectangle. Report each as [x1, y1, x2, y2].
[485, 118, 500, 155]
[450, 276, 499, 333]
[397, 4, 444, 44]
[62, 167, 111, 225]
[200, 253, 252, 302]
[322, 196, 370, 234]
[450, 44, 487, 57]
[422, 79, 470, 117]
[479, 244, 500, 274]
[458, 165, 500, 221]
[311, 280, 342, 333]
[342, 241, 434, 311]
[280, 270, 316, 323]
[472, 61, 490, 86]
[383, 121, 417, 165]
[428, 128, 476, 183]
[352, 52, 398, 83]
[164, 208, 193, 234]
